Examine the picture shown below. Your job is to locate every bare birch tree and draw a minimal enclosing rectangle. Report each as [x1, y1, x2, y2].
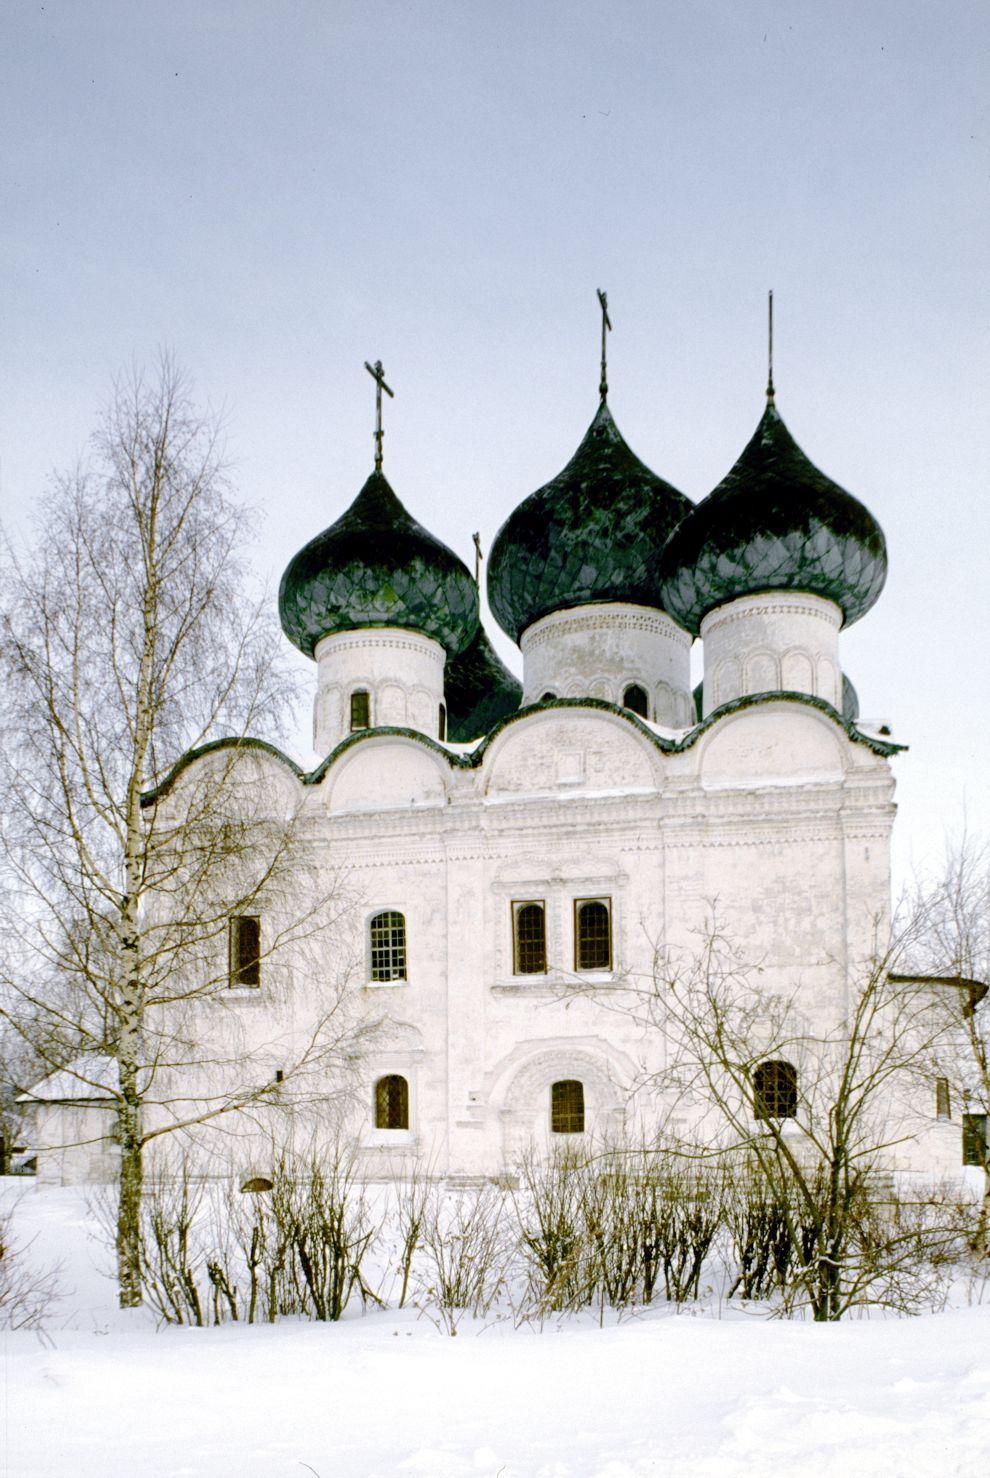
[0, 356, 370, 1307]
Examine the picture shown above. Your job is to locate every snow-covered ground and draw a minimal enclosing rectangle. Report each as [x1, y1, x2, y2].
[2, 1182, 989, 1478]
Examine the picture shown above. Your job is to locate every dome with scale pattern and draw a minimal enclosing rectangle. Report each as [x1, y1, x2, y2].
[657, 400, 887, 636]
[279, 469, 479, 658]
[487, 402, 693, 644]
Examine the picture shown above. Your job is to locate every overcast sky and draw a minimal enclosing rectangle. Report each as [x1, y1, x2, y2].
[2, 0, 987, 885]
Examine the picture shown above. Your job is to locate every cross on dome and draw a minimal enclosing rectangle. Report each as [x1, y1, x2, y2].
[364, 358, 394, 471]
[597, 288, 612, 403]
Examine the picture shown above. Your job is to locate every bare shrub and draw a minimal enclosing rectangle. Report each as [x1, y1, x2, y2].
[0, 1203, 61, 1331]
[138, 1161, 209, 1326]
[284, 1145, 383, 1321]
[725, 1164, 794, 1303]
[389, 1160, 435, 1309]
[514, 1148, 588, 1314]
[416, 1183, 510, 1334]
[652, 1153, 726, 1305]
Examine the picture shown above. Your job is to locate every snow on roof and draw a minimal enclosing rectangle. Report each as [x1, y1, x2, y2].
[18, 1054, 117, 1103]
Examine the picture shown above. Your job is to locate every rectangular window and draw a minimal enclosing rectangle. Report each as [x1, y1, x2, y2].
[229, 915, 261, 988]
[350, 690, 370, 731]
[574, 897, 612, 972]
[935, 1077, 951, 1120]
[370, 911, 407, 982]
[512, 901, 546, 975]
[962, 1114, 988, 1167]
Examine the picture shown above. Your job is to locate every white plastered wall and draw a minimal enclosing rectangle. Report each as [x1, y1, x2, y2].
[519, 603, 693, 725]
[313, 627, 446, 754]
[700, 591, 842, 716]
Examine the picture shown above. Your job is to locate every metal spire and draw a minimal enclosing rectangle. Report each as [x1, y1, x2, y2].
[597, 288, 612, 402]
[364, 359, 394, 471]
[766, 290, 775, 403]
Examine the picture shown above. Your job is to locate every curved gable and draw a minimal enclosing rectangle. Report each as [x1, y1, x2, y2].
[481, 708, 658, 798]
[698, 703, 849, 790]
[325, 734, 448, 812]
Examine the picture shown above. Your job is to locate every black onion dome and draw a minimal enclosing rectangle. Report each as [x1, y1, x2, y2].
[658, 401, 887, 636]
[487, 402, 694, 644]
[444, 625, 523, 742]
[279, 470, 479, 658]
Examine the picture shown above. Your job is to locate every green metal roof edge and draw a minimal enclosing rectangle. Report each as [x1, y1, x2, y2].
[144, 690, 903, 804]
[140, 736, 307, 806]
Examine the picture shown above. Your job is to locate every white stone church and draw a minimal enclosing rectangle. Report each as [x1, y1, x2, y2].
[27, 334, 979, 1186]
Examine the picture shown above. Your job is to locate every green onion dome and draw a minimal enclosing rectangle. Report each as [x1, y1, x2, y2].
[658, 400, 887, 637]
[487, 402, 694, 644]
[278, 469, 479, 658]
[444, 625, 523, 742]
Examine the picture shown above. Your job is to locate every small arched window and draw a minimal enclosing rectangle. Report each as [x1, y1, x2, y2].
[350, 689, 371, 731]
[375, 1074, 409, 1130]
[512, 901, 547, 975]
[551, 1079, 585, 1134]
[540, 691, 556, 702]
[623, 683, 649, 718]
[370, 911, 407, 982]
[438, 702, 447, 741]
[575, 898, 612, 971]
[753, 1060, 798, 1121]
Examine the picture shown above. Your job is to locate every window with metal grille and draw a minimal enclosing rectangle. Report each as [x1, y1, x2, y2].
[438, 703, 447, 741]
[623, 683, 649, 718]
[350, 689, 370, 731]
[512, 902, 546, 975]
[574, 898, 611, 971]
[228, 915, 261, 988]
[375, 1074, 409, 1130]
[369, 911, 407, 981]
[936, 1077, 951, 1120]
[551, 1079, 585, 1134]
[962, 1113, 987, 1166]
[753, 1060, 797, 1120]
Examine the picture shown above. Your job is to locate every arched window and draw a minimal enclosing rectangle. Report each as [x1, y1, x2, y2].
[369, 911, 407, 982]
[512, 901, 546, 975]
[375, 1074, 409, 1130]
[575, 898, 612, 971]
[438, 702, 447, 741]
[350, 689, 371, 731]
[753, 1060, 798, 1121]
[551, 1079, 585, 1134]
[623, 683, 649, 718]
[540, 691, 556, 702]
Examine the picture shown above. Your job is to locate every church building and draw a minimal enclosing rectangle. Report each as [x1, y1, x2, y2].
[27, 304, 974, 1186]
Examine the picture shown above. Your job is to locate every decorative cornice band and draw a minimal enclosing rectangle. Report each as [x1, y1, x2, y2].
[700, 593, 842, 638]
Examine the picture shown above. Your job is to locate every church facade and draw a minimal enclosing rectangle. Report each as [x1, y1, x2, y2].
[27, 334, 973, 1186]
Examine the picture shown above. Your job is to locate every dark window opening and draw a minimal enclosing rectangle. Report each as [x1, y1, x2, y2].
[350, 689, 371, 731]
[754, 1060, 798, 1121]
[575, 898, 612, 971]
[936, 1077, 951, 1120]
[370, 911, 407, 982]
[963, 1114, 987, 1167]
[229, 915, 261, 988]
[541, 691, 556, 702]
[513, 902, 547, 975]
[438, 702, 447, 741]
[375, 1074, 409, 1130]
[551, 1079, 585, 1134]
[623, 683, 649, 718]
